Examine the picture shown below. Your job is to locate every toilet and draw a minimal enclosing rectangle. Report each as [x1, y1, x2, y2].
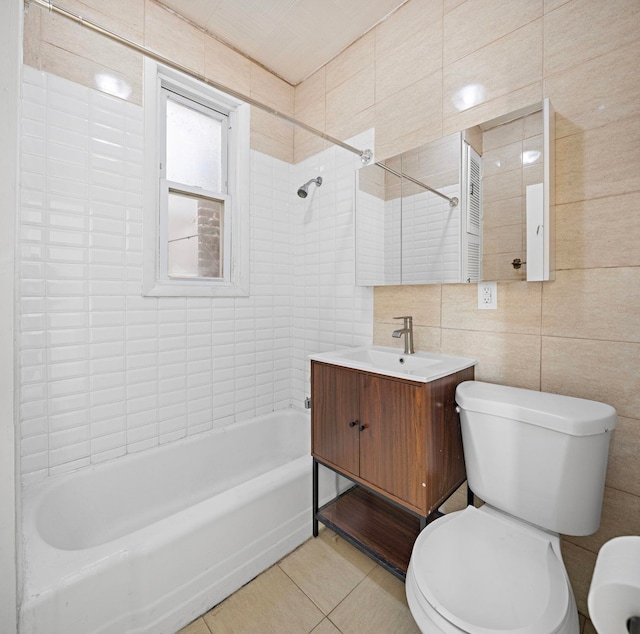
[406, 380, 617, 634]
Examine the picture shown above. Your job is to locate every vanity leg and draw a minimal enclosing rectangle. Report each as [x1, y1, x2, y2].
[312, 458, 319, 537]
[467, 484, 475, 507]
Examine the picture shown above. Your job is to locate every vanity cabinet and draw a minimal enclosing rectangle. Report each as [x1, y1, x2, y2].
[311, 360, 474, 577]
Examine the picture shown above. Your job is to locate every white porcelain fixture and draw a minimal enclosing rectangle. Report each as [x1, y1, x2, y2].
[406, 380, 617, 634]
[588, 535, 640, 633]
[309, 345, 476, 383]
[21, 409, 317, 634]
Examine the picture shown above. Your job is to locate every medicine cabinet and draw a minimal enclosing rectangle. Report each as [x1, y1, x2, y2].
[355, 99, 555, 285]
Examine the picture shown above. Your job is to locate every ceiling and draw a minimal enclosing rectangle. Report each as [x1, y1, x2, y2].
[158, 0, 408, 85]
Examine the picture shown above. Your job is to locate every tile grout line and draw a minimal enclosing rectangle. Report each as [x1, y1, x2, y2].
[318, 559, 381, 632]
[276, 538, 383, 634]
[275, 561, 329, 632]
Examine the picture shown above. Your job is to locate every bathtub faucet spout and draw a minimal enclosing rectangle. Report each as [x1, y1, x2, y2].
[392, 316, 414, 355]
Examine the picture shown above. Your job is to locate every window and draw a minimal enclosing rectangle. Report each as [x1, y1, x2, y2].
[161, 91, 228, 281]
[143, 59, 250, 296]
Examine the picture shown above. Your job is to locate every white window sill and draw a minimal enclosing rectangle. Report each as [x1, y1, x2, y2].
[143, 279, 249, 298]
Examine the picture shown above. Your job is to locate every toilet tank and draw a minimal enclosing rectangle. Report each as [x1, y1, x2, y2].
[455, 381, 617, 536]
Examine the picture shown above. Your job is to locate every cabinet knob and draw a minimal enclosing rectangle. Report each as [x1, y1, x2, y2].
[348, 420, 358, 427]
[358, 424, 366, 432]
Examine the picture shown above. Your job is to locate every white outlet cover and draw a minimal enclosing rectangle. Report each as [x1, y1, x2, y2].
[478, 282, 497, 309]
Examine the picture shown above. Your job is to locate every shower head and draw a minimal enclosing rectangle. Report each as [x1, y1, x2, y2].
[297, 176, 323, 198]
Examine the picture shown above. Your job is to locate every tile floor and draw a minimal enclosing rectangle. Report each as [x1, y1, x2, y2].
[178, 525, 599, 634]
[178, 526, 421, 634]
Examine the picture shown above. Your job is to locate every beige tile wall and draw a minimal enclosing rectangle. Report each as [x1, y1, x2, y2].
[23, 0, 295, 162]
[293, 0, 640, 621]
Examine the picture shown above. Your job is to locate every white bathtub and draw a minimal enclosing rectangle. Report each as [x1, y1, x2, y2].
[20, 408, 315, 634]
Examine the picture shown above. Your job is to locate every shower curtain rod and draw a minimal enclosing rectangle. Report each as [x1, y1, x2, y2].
[24, 0, 374, 165]
[374, 162, 459, 207]
[27, 0, 458, 207]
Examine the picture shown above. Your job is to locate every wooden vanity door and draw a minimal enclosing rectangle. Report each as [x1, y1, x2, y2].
[311, 362, 360, 477]
[358, 374, 428, 513]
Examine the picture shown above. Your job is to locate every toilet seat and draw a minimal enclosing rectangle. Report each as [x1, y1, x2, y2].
[408, 506, 570, 634]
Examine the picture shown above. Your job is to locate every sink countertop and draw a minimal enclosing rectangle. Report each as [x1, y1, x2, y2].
[309, 345, 477, 384]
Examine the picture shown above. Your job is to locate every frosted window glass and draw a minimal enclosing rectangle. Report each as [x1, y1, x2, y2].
[166, 97, 222, 191]
[167, 190, 224, 279]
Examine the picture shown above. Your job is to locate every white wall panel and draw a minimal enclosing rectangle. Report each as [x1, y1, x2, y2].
[19, 67, 373, 484]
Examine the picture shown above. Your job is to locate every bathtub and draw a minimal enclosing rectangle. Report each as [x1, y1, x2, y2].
[20, 408, 318, 634]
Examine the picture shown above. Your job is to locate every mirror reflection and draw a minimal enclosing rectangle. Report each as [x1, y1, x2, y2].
[355, 99, 554, 285]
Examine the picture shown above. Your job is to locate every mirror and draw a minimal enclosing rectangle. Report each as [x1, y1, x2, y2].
[355, 99, 554, 285]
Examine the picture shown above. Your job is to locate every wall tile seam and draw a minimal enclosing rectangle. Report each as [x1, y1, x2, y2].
[569, 34, 638, 76]
[293, 86, 327, 134]
[326, 59, 376, 102]
[571, 483, 640, 512]
[539, 332, 640, 346]
[540, 13, 637, 80]
[553, 264, 640, 273]
[444, 9, 544, 68]
[376, 318, 542, 332]
[560, 537, 597, 579]
[442, 16, 543, 72]
[546, 110, 640, 146]
[545, 267, 640, 283]
[596, 481, 640, 503]
[551, 110, 640, 146]
[373, 66, 443, 118]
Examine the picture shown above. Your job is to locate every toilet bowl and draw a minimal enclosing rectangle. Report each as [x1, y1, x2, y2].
[406, 381, 617, 634]
[406, 506, 578, 634]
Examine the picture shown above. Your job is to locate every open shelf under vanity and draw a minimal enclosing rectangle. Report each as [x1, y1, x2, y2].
[315, 482, 441, 580]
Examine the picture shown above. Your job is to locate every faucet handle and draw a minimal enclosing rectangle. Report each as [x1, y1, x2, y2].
[393, 315, 412, 320]
[393, 316, 413, 326]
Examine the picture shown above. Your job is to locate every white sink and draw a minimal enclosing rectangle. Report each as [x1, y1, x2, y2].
[309, 346, 476, 383]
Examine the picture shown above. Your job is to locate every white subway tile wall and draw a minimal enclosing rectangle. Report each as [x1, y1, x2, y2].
[382, 186, 461, 285]
[401, 185, 461, 284]
[290, 132, 374, 401]
[19, 66, 373, 484]
[354, 190, 386, 285]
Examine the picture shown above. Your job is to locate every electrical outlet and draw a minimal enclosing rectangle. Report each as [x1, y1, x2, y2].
[478, 282, 497, 310]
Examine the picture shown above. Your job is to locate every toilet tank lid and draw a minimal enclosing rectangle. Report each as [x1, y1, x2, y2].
[456, 381, 617, 436]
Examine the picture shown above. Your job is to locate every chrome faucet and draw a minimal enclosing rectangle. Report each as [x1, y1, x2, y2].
[392, 316, 415, 355]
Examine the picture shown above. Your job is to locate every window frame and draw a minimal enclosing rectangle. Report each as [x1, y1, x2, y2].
[143, 58, 250, 297]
